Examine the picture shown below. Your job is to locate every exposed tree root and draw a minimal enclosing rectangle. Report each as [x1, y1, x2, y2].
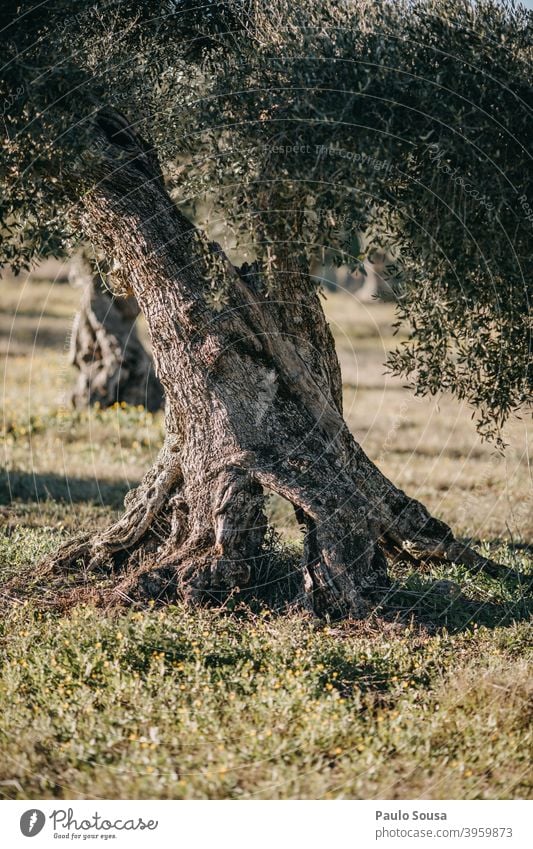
[28, 436, 526, 618]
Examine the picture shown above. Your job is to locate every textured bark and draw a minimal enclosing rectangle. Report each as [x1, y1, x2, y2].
[44, 109, 509, 617]
[69, 259, 163, 411]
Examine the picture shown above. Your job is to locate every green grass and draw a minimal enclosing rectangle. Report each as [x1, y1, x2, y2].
[0, 277, 531, 799]
[0, 523, 531, 799]
[0, 594, 531, 799]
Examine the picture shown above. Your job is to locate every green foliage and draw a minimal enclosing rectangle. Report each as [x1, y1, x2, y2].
[188, 0, 532, 441]
[0, 0, 531, 437]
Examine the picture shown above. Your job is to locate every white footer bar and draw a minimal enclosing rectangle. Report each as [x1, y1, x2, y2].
[3, 799, 531, 848]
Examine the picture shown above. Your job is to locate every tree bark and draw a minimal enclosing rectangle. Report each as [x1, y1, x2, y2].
[43, 109, 508, 617]
[69, 257, 163, 411]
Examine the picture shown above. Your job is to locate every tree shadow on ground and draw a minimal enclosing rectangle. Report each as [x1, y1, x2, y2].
[0, 470, 133, 508]
[469, 538, 533, 557]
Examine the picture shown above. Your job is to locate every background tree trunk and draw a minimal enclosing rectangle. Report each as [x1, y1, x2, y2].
[44, 109, 509, 617]
[69, 257, 164, 411]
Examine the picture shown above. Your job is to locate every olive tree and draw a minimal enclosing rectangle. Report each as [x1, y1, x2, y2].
[1, 0, 530, 615]
[68, 255, 163, 411]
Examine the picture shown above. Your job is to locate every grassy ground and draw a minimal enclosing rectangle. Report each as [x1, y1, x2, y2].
[0, 276, 531, 799]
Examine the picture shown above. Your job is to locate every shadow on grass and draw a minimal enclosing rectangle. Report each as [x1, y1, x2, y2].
[1, 512, 530, 635]
[0, 470, 134, 508]
[469, 538, 533, 557]
[241, 537, 532, 635]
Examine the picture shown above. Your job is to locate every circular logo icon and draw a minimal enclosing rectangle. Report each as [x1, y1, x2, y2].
[20, 810, 46, 837]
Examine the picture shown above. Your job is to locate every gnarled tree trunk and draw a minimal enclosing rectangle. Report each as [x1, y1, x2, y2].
[69, 257, 163, 411]
[45, 109, 506, 617]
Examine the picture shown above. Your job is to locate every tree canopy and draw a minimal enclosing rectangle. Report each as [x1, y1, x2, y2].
[1, 0, 531, 439]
